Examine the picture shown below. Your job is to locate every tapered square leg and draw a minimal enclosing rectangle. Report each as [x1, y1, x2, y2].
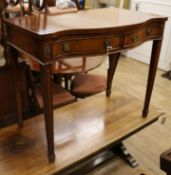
[143, 40, 162, 117]
[106, 53, 120, 97]
[40, 64, 55, 163]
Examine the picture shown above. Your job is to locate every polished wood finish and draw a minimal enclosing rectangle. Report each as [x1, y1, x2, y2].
[132, 169, 155, 175]
[106, 53, 120, 97]
[40, 63, 55, 163]
[3, 8, 167, 162]
[160, 148, 171, 175]
[52, 34, 121, 59]
[0, 89, 163, 175]
[58, 141, 137, 175]
[88, 58, 171, 175]
[123, 23, 163, 48]
[5, 8, 166, 41]
[8, 46, 23, 128]
[143, 40, 163, 117]
[0, 63, 33, 127]
[35, 84, 76, 109]
[23, 55, 104, 74]
[71, 73, 106, 98]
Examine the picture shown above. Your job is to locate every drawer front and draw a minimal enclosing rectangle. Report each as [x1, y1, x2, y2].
[124, 23, 162, 48]
[146, 23, 162, 38]
[52, 35, 121, 58]
[124, 30, 145, 48]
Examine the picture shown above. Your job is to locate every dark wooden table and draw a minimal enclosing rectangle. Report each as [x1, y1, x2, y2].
[160, 148, 171, 175]
[0, 88, 163, 175]
[3, 8, 167, 163]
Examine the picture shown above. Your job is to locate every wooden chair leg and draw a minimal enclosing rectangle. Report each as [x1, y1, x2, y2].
[25, 64, 40, 113]
[8, 46, 23, 128]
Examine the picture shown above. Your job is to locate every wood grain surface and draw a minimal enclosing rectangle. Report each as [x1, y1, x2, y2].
[88, 57, 171, 175]
[0, 87, 162, 175]
[5, 8, 167, 36]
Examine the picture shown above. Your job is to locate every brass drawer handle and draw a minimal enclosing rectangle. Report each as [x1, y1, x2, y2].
[104, 40, 113, 49]
[147, 28, 153, 36]
[131, 34, 138, 42]
[63, 43, 70, 52]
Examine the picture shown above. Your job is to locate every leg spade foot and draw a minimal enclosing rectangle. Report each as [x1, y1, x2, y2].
[112, 142, 139, 168]
[143, 109, 148, 118]
[106, 89, 111, 97]
[48, 154, 55, 163]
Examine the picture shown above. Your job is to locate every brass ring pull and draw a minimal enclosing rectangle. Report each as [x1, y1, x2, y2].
[63, 43, 70, 52]
[131, 34, 138, 43]
[104, 41, 112, 49]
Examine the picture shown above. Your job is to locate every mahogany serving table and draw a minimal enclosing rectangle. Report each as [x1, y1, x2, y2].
[3, 8, 167, 163]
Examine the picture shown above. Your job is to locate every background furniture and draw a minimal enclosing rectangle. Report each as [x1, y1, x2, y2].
[85, 0, 130, 9]
[71, 73, 106, 98]
[0, 0, 77, 127]
[0, 62, 33, 128]
[0, 0, 34, 127]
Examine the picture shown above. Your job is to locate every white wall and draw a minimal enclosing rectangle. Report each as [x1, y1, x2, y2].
[128, 0, 171, 70]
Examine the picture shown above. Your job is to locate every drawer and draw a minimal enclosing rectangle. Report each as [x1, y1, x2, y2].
[146, 23, 162, 37]
[52, 35, 121, 58]
[124, 30, 145, 48]
[124, 23, 162, 48]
